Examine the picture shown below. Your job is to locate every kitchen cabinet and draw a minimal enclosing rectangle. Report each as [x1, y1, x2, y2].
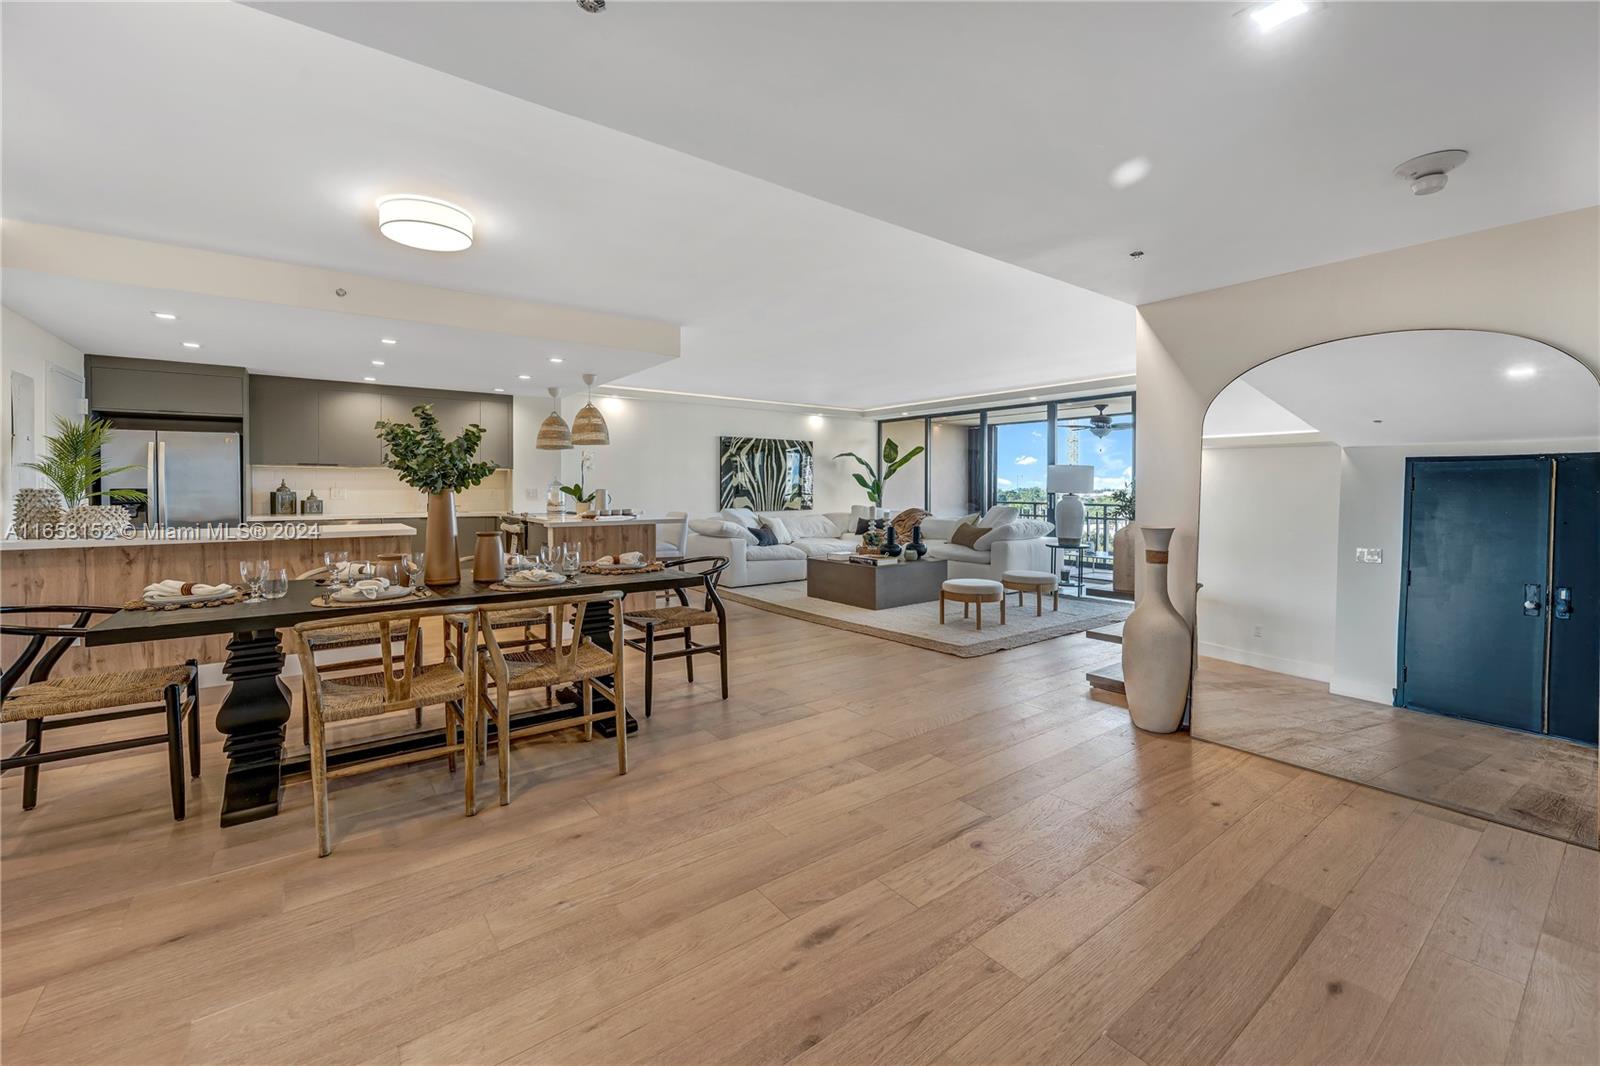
[318, 386, 383, 467]
[477, 396, 512, 469]
[90, 359, 245, 418]
[249, 375, 320, 465]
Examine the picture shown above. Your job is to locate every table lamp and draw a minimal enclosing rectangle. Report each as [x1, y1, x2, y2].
[1047, 464, 1096, 542]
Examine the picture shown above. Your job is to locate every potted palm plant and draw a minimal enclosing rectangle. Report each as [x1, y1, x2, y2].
[20, 416, 146, 538]
[833, 437, 926, 506]
[375, 405, 496, 586]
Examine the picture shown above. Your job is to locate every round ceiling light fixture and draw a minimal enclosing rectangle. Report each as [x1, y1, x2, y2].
[1393, 149, 1468, 197]
[376, 195, 474, 251]
[577, 0, 606, 11]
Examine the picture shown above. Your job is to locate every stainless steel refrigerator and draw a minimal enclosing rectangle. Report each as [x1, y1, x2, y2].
[101, 425, 243, 526]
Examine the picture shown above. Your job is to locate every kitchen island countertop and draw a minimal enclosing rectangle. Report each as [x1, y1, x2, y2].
[2, 521, 418, 551]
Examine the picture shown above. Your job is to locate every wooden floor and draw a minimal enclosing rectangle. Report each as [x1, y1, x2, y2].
[2, 603, 1596, 1065]
[1193, 657, 1598, 848]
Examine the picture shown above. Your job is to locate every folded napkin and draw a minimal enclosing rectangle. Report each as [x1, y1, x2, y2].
[331, 561, 375, 580]
[505, 568, 561, 585]
[143, 580, 234, 601]
[597, 552, 645, 567]
[345, 577, 391, 600]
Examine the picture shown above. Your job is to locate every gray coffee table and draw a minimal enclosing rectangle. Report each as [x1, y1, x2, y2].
[806, 556, 949, 610]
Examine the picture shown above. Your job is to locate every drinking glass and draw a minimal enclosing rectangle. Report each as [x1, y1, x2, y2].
[561, 543, 581, 576]
[262, 567, 289, 599]
[324, 549, 350, 589]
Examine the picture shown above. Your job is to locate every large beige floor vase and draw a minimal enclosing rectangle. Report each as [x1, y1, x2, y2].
[1120, 526, 1191, 733]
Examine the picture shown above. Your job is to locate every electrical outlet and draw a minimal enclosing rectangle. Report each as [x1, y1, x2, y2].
[1355, 547, 1382, 564]
[329, 486, 347, 501]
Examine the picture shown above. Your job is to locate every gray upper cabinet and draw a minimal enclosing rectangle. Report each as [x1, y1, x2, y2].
[318, 386, 383, 467]
[477, 396, 512, 468]
[249, 376, 320, 465]
[90, 360, 245, 418]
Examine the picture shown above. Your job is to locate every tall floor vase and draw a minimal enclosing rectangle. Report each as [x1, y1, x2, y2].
[1121, 526, 1191, 733]
[424, 491, 461, 587]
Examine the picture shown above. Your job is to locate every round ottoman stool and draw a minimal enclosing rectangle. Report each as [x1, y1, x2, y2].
[940, 578, 1005, 630]
[1001, 570, 1060, 616]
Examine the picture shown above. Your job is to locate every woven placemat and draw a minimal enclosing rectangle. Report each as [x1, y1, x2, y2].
[123, 591, 247, 612]
[489, 579, 570, 592]
[580, 561, 666, 575]
[310, 587, 435, 609]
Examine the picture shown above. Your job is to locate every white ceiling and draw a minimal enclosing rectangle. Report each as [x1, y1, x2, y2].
[1202, 381, 1318, 440]
[256, 0, 1600, 305]
[0, 1, 1132, 409]
[1204, 331, 1600, 447]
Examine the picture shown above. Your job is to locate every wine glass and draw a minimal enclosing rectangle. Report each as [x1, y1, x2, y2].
[323, 549, 349, 589]
[400, 552, 421, 587]
[238, 559, 267, 602]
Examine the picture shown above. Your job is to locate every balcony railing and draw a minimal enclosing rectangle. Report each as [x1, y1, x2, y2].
[1003, 499, 1129, 569]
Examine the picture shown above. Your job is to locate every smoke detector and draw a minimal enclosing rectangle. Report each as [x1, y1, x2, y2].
[1393, 149, 1468, 196]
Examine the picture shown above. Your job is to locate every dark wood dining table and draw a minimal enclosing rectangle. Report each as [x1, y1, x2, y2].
[84, 569, 701, 827]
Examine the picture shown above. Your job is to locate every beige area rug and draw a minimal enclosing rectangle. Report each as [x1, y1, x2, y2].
[721, 581, 1132, 657]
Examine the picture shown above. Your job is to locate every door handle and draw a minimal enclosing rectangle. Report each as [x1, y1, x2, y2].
[145, 441, 157, 525]
[1523, 583, 1542, 617]
[1554, 587, 1572, 620]
[157, 441, 169, 526]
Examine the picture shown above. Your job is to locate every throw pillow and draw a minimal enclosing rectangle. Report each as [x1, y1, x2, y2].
[782, 513, 839, 539]
[853, 517, 872, 535]
[689, 518, 758, 543]
[919, 513, 979, 541]
[758, 514, 793, 544]
[978, 505, 1020, 528]
[719, 507, 760, 528]
[890, 507, 931, 543]
[974, 518, 1054, 549]
[750, 524, 779, 547]
[950, 522, 985, 549]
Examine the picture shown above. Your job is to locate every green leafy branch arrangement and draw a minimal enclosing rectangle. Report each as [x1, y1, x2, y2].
[833, 437, 926, 506]
[374, 404, 496, 495]
[22, 416, 147, 509]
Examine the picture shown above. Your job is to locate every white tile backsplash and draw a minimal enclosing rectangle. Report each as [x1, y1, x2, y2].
[250, 466, 510, 517]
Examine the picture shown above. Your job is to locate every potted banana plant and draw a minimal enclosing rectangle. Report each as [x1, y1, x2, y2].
[833, 437, 926, 506]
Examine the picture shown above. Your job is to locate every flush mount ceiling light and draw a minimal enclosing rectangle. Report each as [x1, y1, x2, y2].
[151, 311, 178, 320]
[376, 195, 474, 252]
[1394, 149, 1468, 196]
[577, 0, 605, 12]
[1251, 0, 1310, 32]
[537, 387, 572, 450]
[571, 373, 611, 446]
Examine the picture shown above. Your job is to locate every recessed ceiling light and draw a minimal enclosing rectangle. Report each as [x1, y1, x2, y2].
[364, 376, 377, 382]
[900, 411, 910, 416]
[371, 359, 385, 367]
[151, 311, 178, 320]
[380, 338, 398, 345]
[493, 387, 505, 392]
[518, 374, 531, 380]
[181, 341, 201, 349]
[549, 356, 564, 364]
[1029, 396, 1039, 401]
[1251, 0, 1309, 33]
[1108, 156, 1152, 190]
[1505, 365, 1538, 380]
[375, 195, 474, 252]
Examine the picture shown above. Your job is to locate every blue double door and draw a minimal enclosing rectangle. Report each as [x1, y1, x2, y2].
[1399, 454, 1598, 745]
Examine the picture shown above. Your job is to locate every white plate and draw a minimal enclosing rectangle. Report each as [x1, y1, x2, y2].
[143, 586, 236, 606]
[504, 572, 566, 587]
[330, 584, 415, 603]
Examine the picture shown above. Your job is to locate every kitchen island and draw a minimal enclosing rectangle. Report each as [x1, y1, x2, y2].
[517, 513, 664, 561]
[1, 522, 416, 677]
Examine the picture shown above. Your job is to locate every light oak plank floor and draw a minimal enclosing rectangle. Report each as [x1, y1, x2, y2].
[1, 604, 1595, 1065]
[1193, 656, 1598, 847]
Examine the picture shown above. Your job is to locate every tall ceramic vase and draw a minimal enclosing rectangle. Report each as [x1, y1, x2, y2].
[1112, 523, 1136, 596]
[424, 491, 461, 587]
[1121, 526, 1191, 733]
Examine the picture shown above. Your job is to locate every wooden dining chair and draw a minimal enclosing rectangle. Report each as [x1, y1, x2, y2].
[288, 603, 479, 857]
[291, 566, 425, 746]
[2, 605, 200, 820]
[476, 591, 627, 806]
[622, 556, 730, 718]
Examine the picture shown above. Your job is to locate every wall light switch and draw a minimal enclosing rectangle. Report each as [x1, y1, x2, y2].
[1355, 547, 1382, 564]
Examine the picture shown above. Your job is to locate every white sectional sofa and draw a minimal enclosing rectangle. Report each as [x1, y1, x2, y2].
[686, 506, 1054, 588]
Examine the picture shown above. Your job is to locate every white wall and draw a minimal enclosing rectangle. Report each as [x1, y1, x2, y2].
[1135, 208, 1600, 622]
[878, 418, 927, 512]
[512, 392, 875, 517]
[2, 307, 86, 531]
[1198, 442, 1341, 680]
[929, 419, 974, 516]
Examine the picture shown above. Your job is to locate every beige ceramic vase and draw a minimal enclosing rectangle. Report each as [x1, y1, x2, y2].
[1120, 526, 1191, 733]
[1112, 523, 1137, 596]
[423, 492, 461, 587]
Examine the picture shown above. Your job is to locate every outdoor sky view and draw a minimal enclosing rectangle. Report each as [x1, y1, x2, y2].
[992, 420, 1133, 502]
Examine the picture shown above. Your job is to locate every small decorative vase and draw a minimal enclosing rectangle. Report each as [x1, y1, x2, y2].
[472, 531, 506, 583]
[883, 525, 903, 557]
[575, 498, 592, 516]
[423, 492, 461, 587]
[1112, 523, 1137, 596]
[909, 524, 927, 560]
[1121, 527, 1191, 734]
[12, 487, 63, 538]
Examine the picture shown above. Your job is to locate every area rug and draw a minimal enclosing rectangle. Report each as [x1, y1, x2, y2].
[721, 581, 1132, 657]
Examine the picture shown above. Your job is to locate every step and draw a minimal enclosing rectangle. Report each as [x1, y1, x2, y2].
[1086, 621, 1124, 645]
[1086, 588, 1134, 603]
[1086, 659, 1125, 695]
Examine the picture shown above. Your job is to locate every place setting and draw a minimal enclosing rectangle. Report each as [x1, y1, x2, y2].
[310, 555, 433, 608]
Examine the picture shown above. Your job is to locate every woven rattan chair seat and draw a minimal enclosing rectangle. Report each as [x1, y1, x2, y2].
[484, 642, 613, 690]
[313, 662, 466, 723]
[627, 605, 718, 630]
[303, 622, 417, 652]
[3, 665, 192, 721]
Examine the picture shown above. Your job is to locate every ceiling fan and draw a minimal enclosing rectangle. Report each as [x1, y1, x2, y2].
[1061, 404, 1133, 439]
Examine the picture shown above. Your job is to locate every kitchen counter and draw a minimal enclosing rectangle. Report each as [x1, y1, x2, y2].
[520, 513, 668, 528]
[2, 521, 417, 551]
[244, 511, 506, 522]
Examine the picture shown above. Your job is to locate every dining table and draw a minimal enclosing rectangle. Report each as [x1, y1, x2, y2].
[83, 568, 702, 827]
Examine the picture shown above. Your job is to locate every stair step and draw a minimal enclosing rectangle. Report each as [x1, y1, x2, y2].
[1086, 588, 1134, 603]
[1086, 659, 1125, 695]
[1086, 621, 1124, 645]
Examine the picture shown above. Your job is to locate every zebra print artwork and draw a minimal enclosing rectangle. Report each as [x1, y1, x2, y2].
[719, 436, 814, 511]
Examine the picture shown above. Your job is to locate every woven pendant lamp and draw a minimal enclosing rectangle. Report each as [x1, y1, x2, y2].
[536, 387, 571, 450]
[570, 373, 610, 446]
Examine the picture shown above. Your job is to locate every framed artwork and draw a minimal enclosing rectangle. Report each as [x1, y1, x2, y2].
[719, 436, 813, 511]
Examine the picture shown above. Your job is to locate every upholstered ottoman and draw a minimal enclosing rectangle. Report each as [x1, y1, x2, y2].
[939, 578, 1005, 630]
[1001, 570, 1060, 616]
